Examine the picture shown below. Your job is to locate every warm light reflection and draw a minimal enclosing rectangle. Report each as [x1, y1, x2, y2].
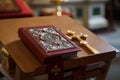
[50, 0, 68, 16]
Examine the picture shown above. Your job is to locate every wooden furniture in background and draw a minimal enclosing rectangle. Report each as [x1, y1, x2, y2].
[27, 0, 108, 30]
[0, 16, 118, 80]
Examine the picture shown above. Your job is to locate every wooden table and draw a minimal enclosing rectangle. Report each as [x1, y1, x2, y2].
[0, 16, 118, 80]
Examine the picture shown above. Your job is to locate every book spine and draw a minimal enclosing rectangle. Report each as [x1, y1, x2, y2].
[18, 28, 47, 64]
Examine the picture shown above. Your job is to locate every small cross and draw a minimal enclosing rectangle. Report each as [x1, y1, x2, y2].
[51, 65, 61, 76]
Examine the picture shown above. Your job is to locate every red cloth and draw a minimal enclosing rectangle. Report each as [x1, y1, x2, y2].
[0, 0, 33, 19]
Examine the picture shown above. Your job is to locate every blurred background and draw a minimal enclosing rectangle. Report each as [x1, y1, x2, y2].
[0, 0, 120, 80]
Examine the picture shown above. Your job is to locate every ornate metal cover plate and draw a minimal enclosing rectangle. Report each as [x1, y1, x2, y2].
[29, 27, 74, 52]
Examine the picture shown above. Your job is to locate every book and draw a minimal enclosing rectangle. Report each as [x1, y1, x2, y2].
[0, 0, 21, 13]
[18, 25, 81, 64]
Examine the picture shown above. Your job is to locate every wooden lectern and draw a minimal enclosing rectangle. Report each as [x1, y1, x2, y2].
[0, 16, 118, 80]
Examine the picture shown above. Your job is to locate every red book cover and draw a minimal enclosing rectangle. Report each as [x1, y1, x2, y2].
[18, 25, 81, 64]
